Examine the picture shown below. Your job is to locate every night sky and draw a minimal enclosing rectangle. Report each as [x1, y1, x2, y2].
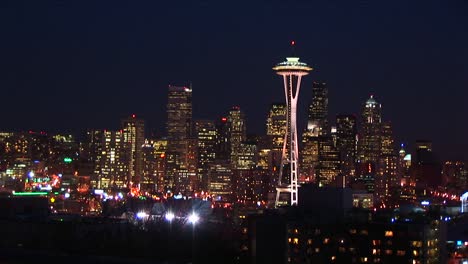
[1, 0, 467, 161]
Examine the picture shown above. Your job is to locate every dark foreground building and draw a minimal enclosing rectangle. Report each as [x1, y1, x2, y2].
[247, 185, 447, 264]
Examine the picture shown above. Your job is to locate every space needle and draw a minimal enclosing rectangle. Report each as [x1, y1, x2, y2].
[273, 41, 312, 207]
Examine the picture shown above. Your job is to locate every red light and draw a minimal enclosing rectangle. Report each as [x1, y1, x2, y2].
[160, 153, 165, 158]
[221, 117, 227, 122]
[132, 114, 136, 118]
[291, 40, 295, 46]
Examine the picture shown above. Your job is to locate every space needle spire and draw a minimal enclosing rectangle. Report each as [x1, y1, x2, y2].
[273, 41, 312, 207]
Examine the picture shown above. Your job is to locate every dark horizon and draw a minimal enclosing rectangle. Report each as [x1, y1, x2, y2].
[1, 0, 467, 161]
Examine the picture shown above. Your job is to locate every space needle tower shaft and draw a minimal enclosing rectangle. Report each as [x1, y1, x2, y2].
[272, 42, 312, 207]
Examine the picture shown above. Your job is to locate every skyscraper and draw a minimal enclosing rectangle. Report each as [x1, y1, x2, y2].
[228, 106, 247, 169]
[316, 136, 341, 186]
[266, 103, 287, 150]
[88, 130, 128, 189]
[336, 114, 357, 178]
[273, 53, 312, 206]
[307, 82, 329, 137]
[195, 120, 217, 190]
[358, 95, 382, 165]
[121, 115, 145, 187]
[166, 85, 192, 192]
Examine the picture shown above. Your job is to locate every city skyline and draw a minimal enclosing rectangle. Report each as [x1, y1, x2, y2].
[1, 0, 467, 161]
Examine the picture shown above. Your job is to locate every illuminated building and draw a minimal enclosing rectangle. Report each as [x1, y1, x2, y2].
[306, 82, 329, 137]
[266, 103, 287, 150]
[443, 161, 467, 190]
[194, 120, 217, 190]
[215, 116, 231, 161]
[380, 121, 394, 155]
[358, 95, 382, 165]
[121, 115, 145, 187]
[336, 114, 357, 178]
[228, 106, 247, 169]
[141, 139, 156, 192]
[166, 85, 193, 192]
[300, 136, 319, 183]
[376, 154, 398, 205]
[151, 139, 168, 191]
[88, 130, 128, 189]
[273, 49, 312, 206]
[207, 161, 233, 202]
[316, 136, 340, 187]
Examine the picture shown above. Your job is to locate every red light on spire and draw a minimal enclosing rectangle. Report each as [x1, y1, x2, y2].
[132, 114, 136, 118]
[291, 40, 295, 46]
[221, 117, 227, 122]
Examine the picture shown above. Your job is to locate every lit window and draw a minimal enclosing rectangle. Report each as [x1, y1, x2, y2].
[385, 231, 393, 237]
[307, 239, 313, 245]
[293, 238, 299, 245]
[397, 250, 405, 256]
[324, 238, 330, 244]
[385, 250, 393, 255]
[412, 250, 419, 256]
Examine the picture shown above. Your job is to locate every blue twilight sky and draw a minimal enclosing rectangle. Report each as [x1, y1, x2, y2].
[0, 0, 467, 160]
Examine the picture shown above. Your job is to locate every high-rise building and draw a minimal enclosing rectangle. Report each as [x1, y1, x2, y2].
[228, 106, 247, 169]
[266, 103, 287, 150]
[380, 121, 395, 155]
[166, 85, 193, 192]
[141, 139, 156, 192]
[443, 161, 467, 190]
[207, 161, 233, 202]
[121, 115, 145, 187]
[273, 54, 312, 206]
[300, 136, 319, 183]
[336, 114, 357, 178]
[167, 85, 192, 150]
[411, 140, 441, 189]
[89, 130, 128, 189]
[215, 116, 231, 161]
[358, 95, 382, 165]
[316, 136, 341, 187]
[194, 120, 217, 190]
[307, 82, 329, 137]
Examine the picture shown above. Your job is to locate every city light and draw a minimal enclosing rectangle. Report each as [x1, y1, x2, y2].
[136, 212, 148, 219]
[188, 212, 199, 224]
[165, 212, 175, 221]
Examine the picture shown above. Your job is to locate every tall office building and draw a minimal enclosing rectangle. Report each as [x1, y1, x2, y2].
[141, 139, 156, 192]
[306, 82, 329, 137]
[88, 130, 128, 189]
[166, 85, 192, 191]
[121, 115, 145, 187]
[194, 120, 217, 190]
[411, 140, 441, 189]
[215, 116, 231, 161]
[228, 106, 247, 169]
[336, 114, 357, 178]
[266, 103, 287, 150]
[207, 161, 233, 202]
[316, 136, 341, 186]
[301, 82, 331, 184]
[358, 95, 382, 164]
[380, 121, 394, 155]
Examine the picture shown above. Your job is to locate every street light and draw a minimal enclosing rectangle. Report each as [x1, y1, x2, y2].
[188, 212, 199, 224]
[165, 212, 175, 222]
